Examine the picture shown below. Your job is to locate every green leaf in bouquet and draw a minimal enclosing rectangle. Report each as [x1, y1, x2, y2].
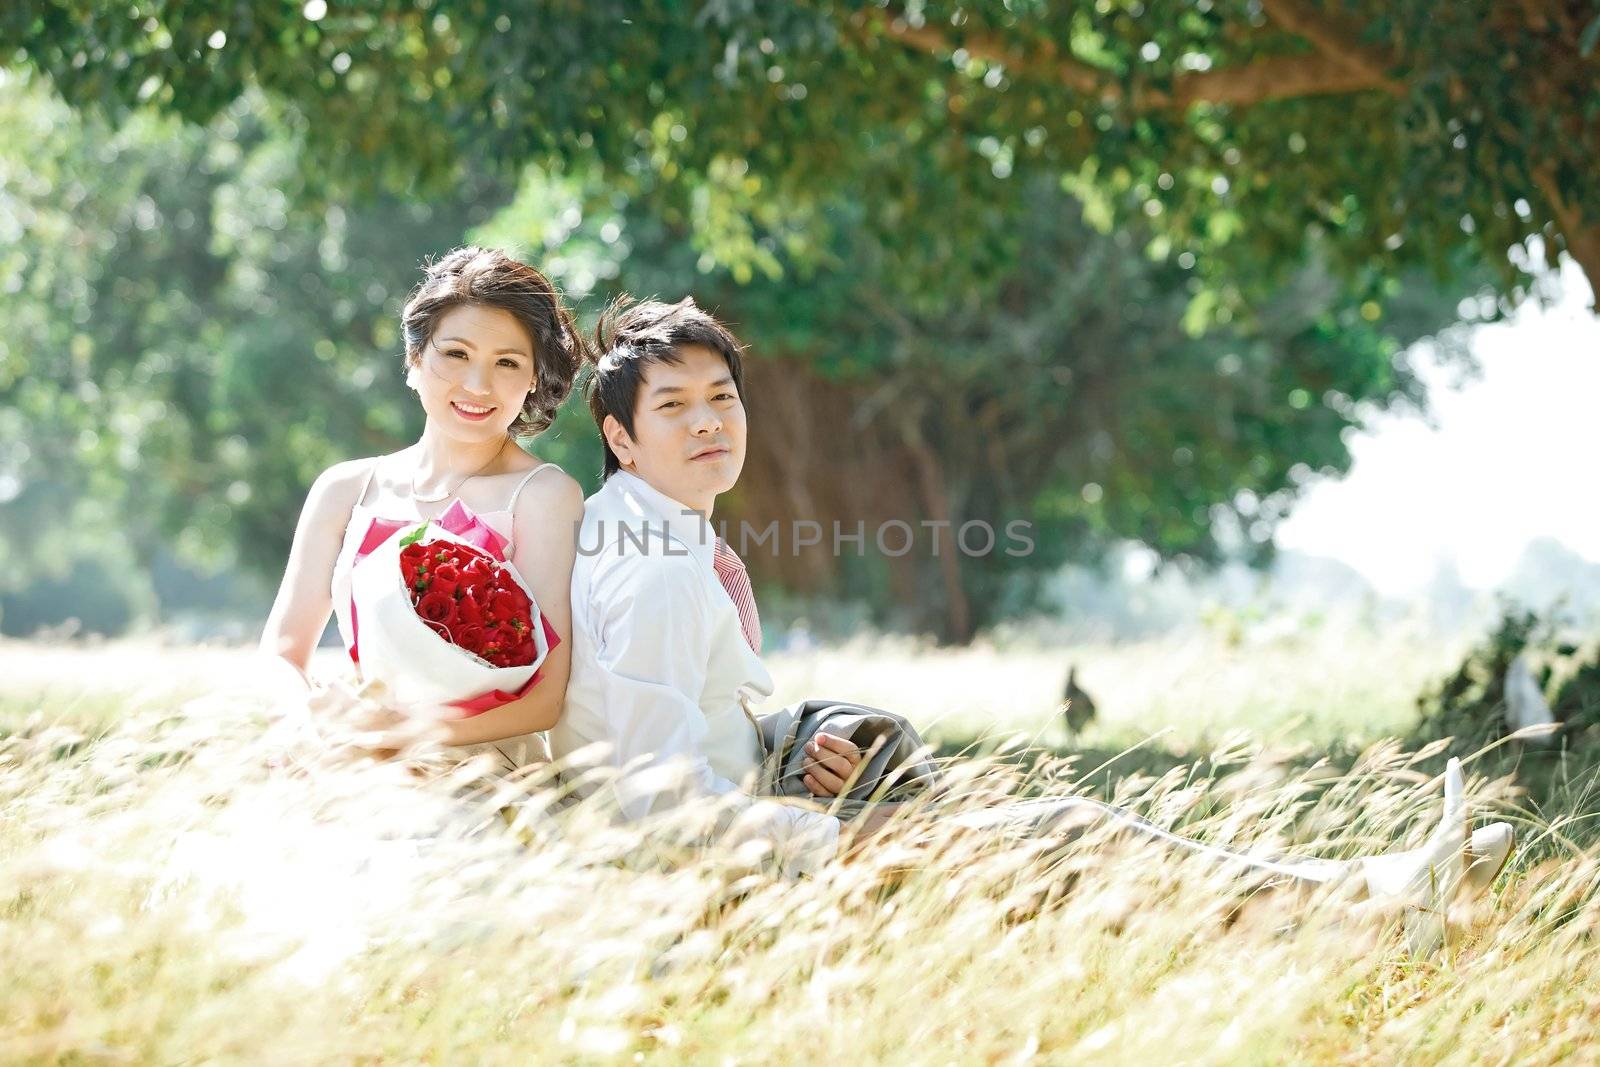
[398, 523, 431, 549]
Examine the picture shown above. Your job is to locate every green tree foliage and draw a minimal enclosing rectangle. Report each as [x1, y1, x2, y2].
[7, 1, 1596, 310]
[0, 72, 514, 603]
[3, 3, 1527, 639]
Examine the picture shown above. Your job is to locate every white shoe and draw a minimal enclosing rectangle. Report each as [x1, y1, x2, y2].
[1360, 757, 1468, 956]
[1465, 822, 1515, 895]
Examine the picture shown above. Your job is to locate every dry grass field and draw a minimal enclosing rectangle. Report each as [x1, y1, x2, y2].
[2, 629, 1595, 1064]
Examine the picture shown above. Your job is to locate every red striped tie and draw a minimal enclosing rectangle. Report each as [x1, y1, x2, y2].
[712, 537, 762, 654]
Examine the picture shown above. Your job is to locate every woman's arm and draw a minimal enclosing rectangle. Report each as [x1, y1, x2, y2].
[259, 459, 369, 689]
[434, 468, 584, 744]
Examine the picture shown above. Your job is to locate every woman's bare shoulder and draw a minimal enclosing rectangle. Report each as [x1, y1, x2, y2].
[312, 456, 375, 493]
[304, 455, 387, 521]
[509, 461, 585, 525]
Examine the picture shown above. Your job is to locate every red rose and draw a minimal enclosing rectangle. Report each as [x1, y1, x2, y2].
[454, 624, 486, 654]
[508, 639, 537, 667]
[462, 557, 493, 584]
[415, 590, 457, 628]
[454, 594, 484, 627]
[430, 562, 461, 597]
[487, 588, 521, 624]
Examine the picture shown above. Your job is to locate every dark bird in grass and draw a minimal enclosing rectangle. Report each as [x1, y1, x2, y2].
[1061, 666, 1097, 735]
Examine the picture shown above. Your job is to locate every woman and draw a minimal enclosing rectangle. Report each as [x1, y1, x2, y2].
[261, 246, 586, 769]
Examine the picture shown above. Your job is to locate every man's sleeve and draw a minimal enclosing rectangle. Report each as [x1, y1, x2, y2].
[587, 555, 839, 875]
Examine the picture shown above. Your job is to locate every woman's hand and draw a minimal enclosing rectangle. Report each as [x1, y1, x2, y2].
[305, 682, 446, 760]
[346, 710, 446, 760]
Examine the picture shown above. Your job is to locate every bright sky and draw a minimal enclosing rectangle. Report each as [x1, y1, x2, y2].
[1276, 258, 1600, 597]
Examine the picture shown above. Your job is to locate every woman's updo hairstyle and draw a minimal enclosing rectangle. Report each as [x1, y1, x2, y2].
[401, 246, 584, 438]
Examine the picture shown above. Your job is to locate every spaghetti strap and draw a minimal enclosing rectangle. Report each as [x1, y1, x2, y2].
[354, 457, 381, 508]
[504, 462, 562, 515]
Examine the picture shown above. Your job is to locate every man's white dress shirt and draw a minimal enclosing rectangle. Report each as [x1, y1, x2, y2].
[553, 470, 840, 874]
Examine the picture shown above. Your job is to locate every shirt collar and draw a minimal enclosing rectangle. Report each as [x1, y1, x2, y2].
[606, 470, 719, 570]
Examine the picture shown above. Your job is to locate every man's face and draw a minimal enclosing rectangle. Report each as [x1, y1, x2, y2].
[604, 343, 746, 514]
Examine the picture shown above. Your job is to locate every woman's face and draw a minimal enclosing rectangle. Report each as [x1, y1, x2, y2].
[409, 304, 537, 442]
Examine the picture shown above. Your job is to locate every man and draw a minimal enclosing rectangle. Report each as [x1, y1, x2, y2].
[552, 296, 873, 875]
[552, 296, 1512, 952]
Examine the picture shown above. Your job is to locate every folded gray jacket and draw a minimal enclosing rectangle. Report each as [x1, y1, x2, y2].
[755, 698, 942, 819]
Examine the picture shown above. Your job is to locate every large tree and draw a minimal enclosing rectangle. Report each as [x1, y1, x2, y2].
[5, 3, 1521, 639]
[6, 0, 1596, 311]
[1, 69, 1466, 640]
[541, 174, 1469, 640]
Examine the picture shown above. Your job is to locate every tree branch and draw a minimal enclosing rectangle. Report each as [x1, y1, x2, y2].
[864, 13, 1104, 95]
[1164, 53, 1400, 108]
[1257, 0, 1404, 91]
[865, 8, 1405, 109]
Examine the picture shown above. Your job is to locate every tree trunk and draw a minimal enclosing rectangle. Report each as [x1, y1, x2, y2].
[1565, 230, 1600, 311]
[900, 412, 973, 645]
[1533, 166, 1600, 309]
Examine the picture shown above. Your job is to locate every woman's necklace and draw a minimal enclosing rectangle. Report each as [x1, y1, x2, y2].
[409, 442, 505, 504]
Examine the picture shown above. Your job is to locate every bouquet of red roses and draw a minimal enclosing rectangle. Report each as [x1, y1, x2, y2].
[398, 538, 539, 669]
[348, 505, 554, 716]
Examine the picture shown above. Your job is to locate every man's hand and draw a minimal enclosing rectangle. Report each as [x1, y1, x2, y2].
[801, 732, 866, 798]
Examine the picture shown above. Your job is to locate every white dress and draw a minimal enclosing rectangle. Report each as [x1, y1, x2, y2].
[327, 458, 562, 774]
